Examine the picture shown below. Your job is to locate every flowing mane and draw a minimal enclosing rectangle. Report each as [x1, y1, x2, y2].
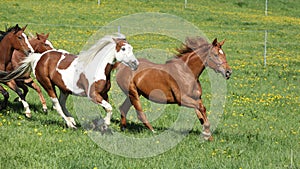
[0, 25, 22, 42]
[78, 33, 126, 66]
[176, 36, 210, 57]
[166, 36, 210, 64]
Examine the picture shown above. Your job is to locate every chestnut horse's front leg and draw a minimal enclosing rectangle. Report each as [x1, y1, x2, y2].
[180, 95, 212, 141]
[6, 80, 31, 118]
[128, 85, 155, 132]
[119, 96, 132, 131]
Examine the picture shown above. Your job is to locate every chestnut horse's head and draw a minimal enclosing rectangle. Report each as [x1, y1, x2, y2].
[4, 24, 34, 55]
[205, 38, 232, 79]
[29, 33, 54, 53]
[114, 38, 139, 71]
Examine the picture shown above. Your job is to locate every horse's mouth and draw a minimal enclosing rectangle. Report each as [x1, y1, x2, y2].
[125, 60, 139, 71]
[224, 69, 232, 79]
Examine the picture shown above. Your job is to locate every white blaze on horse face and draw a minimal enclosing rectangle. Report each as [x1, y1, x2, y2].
[22, 33, 34, 53]
[45, 40, 55, 49]
[219, 49, 224, 55]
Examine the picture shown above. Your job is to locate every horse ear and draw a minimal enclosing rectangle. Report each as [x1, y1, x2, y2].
[45, 33, 49, 39]
[219, 39, 226, 46]
[112, 38, 118, 43]
[21, 24, 27, 31]
[36, 33, 40, 40]
[212, 38, 218, 46]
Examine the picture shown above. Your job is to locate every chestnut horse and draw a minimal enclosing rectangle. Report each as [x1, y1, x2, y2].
[0, 24, 34, 114]
[8, 33, 55, 113]
[115, 37, 232, 140]
[4, 34, 138, 129]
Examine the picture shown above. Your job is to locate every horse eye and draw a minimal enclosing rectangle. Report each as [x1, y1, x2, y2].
[121, 47, 126, 51]
[18, 36, 22, 40]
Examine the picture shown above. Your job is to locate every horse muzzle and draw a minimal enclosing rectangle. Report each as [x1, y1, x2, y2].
[126, 60, 139, 71]
[224, 69, 232, 79]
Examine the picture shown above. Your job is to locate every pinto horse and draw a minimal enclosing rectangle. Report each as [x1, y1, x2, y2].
[115, 37, 232, 140]
[7, 33, 54, 113]
[4, 34, 138, 129]
[0, 24, 34, 114]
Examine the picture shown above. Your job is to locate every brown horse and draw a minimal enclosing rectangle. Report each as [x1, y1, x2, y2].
[115, 37, 232, 140]
[8, 33, 54, 113]
[4, 34, 139, 129]
[0, 24, 34, 114]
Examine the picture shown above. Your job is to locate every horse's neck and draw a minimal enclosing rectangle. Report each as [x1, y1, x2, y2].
[182, 52, 207, 78]
[81, 50, 115, 81]
[0, 41, 14, 68]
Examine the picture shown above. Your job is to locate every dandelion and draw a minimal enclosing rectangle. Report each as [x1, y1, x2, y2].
[58, 139, 63, 143]
[37, 132, 42, 136]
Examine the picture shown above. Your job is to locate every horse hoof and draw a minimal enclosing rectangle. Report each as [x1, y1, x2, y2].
[42, 108, 48, 114]
[25, 113, 32, 118]
[208, 136, 213, 141]
[120, 126, 126, 132]
[14, 97, 21, 102]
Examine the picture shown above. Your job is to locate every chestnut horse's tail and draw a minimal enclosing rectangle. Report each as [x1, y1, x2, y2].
[0, 53, 38, 82]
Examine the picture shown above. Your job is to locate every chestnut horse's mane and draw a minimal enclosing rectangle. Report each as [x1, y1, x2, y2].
[0, 25, 22, 42]
[176, 36, 210, 57]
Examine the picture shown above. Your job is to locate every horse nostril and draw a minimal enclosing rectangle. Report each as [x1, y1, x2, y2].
[226, 70, 232, 76]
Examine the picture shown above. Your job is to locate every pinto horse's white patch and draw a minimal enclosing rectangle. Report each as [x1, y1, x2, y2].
[56, 54, 85, 95]
[219, 49, 224, 55]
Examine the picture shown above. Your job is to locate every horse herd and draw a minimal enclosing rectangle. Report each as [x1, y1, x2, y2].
[0, 24, 232, 141]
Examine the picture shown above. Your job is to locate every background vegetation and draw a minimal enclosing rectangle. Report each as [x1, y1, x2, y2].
[0, 0, 299, 168]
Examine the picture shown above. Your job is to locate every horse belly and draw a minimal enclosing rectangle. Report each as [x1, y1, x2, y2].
[55, 56, 84, 95]
[135, 71, 176, 103]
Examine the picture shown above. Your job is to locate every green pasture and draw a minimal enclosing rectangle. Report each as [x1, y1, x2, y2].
[0, 0, 299, 168]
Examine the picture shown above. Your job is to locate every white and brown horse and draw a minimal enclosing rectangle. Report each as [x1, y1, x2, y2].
[4, 34, 138, 129]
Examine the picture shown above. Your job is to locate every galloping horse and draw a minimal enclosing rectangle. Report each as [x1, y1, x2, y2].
[8, 33, 54, 113]
[115, 37, 232, 140]
[4, 34, 138, 129]
[0, 24, 34, 114]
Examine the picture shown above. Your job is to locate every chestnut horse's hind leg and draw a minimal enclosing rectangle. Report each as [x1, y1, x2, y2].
[128, 90, 155, 132]
[0, 85, 9, 110]
[23, 78, 48, 112]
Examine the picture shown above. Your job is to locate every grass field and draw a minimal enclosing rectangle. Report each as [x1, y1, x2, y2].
[0, 0, 299, 168]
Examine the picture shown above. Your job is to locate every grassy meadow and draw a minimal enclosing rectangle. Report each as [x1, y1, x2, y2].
[0, 0, 299, 168]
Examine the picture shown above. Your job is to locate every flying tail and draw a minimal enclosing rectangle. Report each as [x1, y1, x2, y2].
[0, 53, 40, 82]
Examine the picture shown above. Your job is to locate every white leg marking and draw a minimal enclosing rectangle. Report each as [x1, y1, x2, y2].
[20, 99, 31, 118]
[100, 100, 113, 125]
[51, 97, 76, 128]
